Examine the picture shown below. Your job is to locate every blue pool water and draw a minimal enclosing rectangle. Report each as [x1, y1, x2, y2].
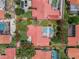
[42, 27, 54, 37]
[52, 49, 59, 59]
[0, 22, 6, 31]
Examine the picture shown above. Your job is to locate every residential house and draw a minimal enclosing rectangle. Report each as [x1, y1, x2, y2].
[68, 24, 79, 46]
[27, 25, 54, 46]
[32, 0, 62, 20]
[0, 19, 16, 44]
[0, 20, 12, 44]
[0, 10, 16, 44]
[67, 24, 79, 59]
[0, 6, 12, 44]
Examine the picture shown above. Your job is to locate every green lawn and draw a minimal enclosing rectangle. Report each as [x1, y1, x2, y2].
[0, 45, 9, 49]
[39, 20, 57, 28]
[59, 48, 68, 59]
[51, 31, 62, 44]
[68, 16, 79, 24]
[39, 20, 49, 26]
[20, 11, 32, 18]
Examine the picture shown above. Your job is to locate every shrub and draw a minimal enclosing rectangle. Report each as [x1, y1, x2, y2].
[5, 13, 11, 18]
[15, 8, 25, 15]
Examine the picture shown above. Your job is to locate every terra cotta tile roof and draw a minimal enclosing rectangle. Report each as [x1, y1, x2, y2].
[27, 25, 50, 46]
[32, 50, 51, 59]
[0, 35, 12, 44]
[32, 0, 60, 20]
[68, 37, 77, 46]
[0, 48, 16, 59]
[68, 48, 79, 59]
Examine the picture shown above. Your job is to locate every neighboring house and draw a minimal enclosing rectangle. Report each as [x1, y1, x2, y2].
[68, 0, 79, 14]
[67, 48, 79, 59]
[67, 24, 79, 59]
[32, 50, 51, 59]
[27, 25, 54, 46]
[0, 48, 16, 59]
[32, 0, 62, 20]
[0, 10, 16, 44]
[0, 9, 11, 44]
[0, 20, 11, 44]
[20, 0, 31, 12]
[0, 19, 16, 44]
[68, 24, 79, 46]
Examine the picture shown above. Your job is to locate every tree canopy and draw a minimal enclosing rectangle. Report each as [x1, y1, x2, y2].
[15, 8, 25, 15]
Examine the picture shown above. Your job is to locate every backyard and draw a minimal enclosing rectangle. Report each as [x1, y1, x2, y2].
[19, 11, 32, 18]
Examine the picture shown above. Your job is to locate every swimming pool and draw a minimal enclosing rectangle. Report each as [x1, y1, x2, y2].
[42, 27, 54, 37]
[0, 22, 6, 32]
[52, 49, 59, 59]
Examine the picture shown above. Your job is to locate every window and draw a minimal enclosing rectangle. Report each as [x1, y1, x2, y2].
[72, 25, 75, 36]
[68, 25, 75, 37]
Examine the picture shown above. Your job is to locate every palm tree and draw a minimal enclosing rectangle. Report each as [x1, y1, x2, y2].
[17, 42, 35, 59]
